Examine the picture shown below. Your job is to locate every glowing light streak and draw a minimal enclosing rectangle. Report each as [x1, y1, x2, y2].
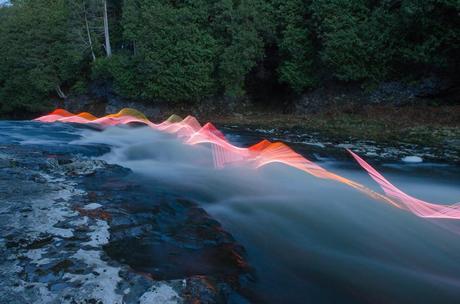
[35, 108, 460, 220]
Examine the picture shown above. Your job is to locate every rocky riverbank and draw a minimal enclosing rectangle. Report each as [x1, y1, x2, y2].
[45, 76, 460, 164]
[215, 105, 460, 163]
[50, 94, 460, 163]
[0, 121, 253, 303]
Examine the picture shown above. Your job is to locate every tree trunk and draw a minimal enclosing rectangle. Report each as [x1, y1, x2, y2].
[103, 0, 112, 57]
[56, 85, 67, 99]
[85, 9, 96, 62]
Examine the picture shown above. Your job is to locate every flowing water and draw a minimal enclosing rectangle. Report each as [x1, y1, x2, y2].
[1, 120, 460, 303]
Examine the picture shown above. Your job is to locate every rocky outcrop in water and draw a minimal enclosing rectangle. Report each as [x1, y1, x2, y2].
[0, 126, 253, 303]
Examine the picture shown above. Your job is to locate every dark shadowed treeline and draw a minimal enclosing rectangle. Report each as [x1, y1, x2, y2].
[0, 0, 459, 115]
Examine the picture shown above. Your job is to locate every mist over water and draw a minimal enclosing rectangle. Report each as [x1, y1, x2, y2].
[72, 125, 460, 303]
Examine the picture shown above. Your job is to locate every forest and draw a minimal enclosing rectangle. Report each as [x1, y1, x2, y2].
[0, 0, 459, 116]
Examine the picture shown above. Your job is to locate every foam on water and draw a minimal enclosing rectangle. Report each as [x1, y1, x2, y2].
[72, 123, 460, 302]
[31, 109, 460, 303]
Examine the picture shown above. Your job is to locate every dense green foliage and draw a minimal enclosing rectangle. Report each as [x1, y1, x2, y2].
[274, 0, 315, 92]
[0, 0, 459, 115]
[0, 0, 83, 114]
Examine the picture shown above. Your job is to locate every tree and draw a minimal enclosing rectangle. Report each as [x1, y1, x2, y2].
[1, 0, 459, 116]
[210, 0, 268, 97]
[394, 0, 460, 77]
[311, 0, 378, 81]
[69, 0, 114, 60]
[117, 0, 269, 101]
[103, 0, 112, 57]
[310, 0, 459, 82]
[0, 0, 83, 115]
[69, 0, 97, 62]
[272, 0, 316, 92]
[118, 0, 218, 101]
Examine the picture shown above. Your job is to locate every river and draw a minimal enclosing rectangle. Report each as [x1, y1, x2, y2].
[1, 120, 459, 303]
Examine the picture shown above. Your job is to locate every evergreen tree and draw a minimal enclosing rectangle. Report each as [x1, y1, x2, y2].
[0, 0, 458, 115]
[0, 0, 83, 115]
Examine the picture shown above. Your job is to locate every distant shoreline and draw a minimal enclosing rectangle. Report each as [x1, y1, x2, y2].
[5, 100, 458, 162]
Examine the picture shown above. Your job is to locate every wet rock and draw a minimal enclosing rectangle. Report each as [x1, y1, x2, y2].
[76, 207, 112, 221]
[60, 159, 106, 176]
[294, 82, 365, 114]
[83, 203, 103, 210]
[50, 259, 74, 273]
[140, 282, 183, 304]
[402, 156, 423, 163]
[27, 235, 54, 250]
[5, 234, 54, 250]
[370, 77, 457, 103]
[182, 276, 227, 304]
[1, 121, 253, 303]
[294, 77, 458, 114]
[30, 173, 48, 184]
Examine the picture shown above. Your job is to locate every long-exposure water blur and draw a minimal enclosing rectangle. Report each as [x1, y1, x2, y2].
[1, 118, 459, 303]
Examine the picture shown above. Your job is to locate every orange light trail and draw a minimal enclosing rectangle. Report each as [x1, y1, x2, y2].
[35, 108, 460, 220]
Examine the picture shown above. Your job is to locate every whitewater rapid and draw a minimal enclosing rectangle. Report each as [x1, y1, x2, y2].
[71, 124, 460, 303]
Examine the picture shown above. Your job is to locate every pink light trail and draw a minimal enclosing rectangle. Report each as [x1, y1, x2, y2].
[35, 108, 460, 220]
